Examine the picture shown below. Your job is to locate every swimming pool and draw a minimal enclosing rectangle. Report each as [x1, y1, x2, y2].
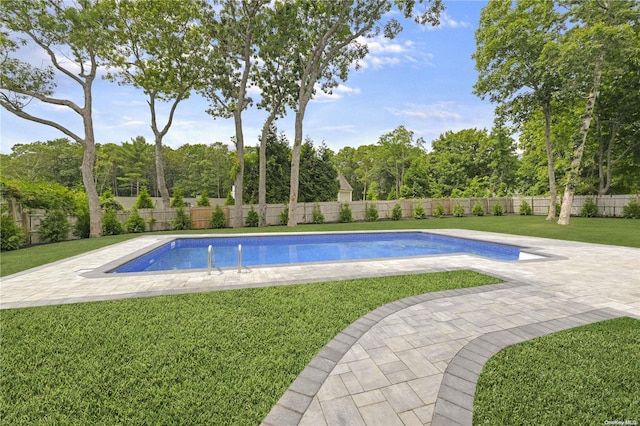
[109, 232, 526, 273]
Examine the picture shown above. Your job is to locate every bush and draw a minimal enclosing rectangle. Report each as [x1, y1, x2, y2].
[622, 199, 640, 219]
[433, 204, 446, 218]
[340, 204, 353, 223]
[73, 191, 90, 239]
[245, 206, 259, 227]
[171, 189, 186, 208]
[491, 202, 504, 216]
[134, 187, 154, 209]
[197, 191, 211, 207]
[279, 207, 288, 226]
[413, 203, 426, 219]
[365, 204, 378, 222]
[102, 209, 123, 236]
[38, 209, 70, 243]
[1, 208, 23, 251]
[100, 189, 123, 211]
[210, 205, 227, 229]
[172, 207, 191, 230]
[580, 198, 598, 218]
[312, 204, 325, 224]
[453, 203, 465, 217]
[225, 191, 234, 206]
[519, 200, 532, 215]
[472, 202, 485, 216]
[125, 209, 146, 233]
[391, 203, 402, 221]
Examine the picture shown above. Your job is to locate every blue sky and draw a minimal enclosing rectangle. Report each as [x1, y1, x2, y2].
[0, 1, 492, 155]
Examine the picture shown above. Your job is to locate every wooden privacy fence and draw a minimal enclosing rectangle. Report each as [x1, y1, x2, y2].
[9, 194, 639, 245]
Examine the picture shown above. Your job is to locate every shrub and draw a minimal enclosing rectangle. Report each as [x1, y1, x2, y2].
[225, 191, 234, 206]
[391, 203, 402, 221]
[312, 204, 325, 224]
[279, 207, 288, 225]
[472, 202, 485, 216]
[433, 204, 446, 218]
[580, 198, 598, 218]
[413, 203, 426, 219]
[73, 191, 90, 239]
[340, 204, 353, 223]
[365, 204, 379, 222]
[172, 207, 191, 230]
[38, 209, 70, 243]
[519, 200, 532, 215]
[125, 209, 146, 233]
[622, 199, 640, 219]
[1, 208, 23, 251]
[197, 191, 211, 207]
[100, 189, 123, 211]
[245, 206, 259, 227]
[453, 203, 465, 217]
[134, 187, 154, 209]
[491, 202, 504, 216]
[102, 209, 123, 236]
[210, 205, 227, 229]
[171, 189, 186, 208]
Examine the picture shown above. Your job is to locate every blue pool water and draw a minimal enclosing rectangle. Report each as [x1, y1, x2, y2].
[110, 232, 522, 273]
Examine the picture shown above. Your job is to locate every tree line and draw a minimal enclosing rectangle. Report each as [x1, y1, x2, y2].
[2, 0, 638, 237]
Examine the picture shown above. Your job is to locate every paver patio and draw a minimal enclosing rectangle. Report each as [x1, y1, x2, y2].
[1, 229, 638, 425]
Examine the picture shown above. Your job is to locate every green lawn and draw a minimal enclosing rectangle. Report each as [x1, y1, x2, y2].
[0, 271, 498, 425]
[2, 215, 639, 277]
[474, 317, 640, 425]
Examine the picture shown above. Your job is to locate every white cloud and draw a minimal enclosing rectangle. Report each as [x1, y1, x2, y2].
[425, 12, 471, 30]
[312, 84, 361, 103]
[356, 35, 433, 70]
[387, 102, 462, 121]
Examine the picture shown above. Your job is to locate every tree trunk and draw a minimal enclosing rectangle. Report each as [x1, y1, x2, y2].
[288, 107, 306, 227]
[154, 137, 171, 209]
[82, 76, 102, 237]
[558, 55, 603, 225]
[543, 102, 557, 220]
[233, 108, 245, 228]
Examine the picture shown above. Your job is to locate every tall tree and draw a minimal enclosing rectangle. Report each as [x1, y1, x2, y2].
[548, 0, 639, 224]
[377, 125, 424, 198]
[105, 0, 208, 208]
[199, 0, 270, 227]
[280, 0, 444, 226]
[474, 0, 564, 220]
[1, 0, 115, 237]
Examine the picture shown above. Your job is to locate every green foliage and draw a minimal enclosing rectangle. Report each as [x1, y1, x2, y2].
[391, 203, 402, 220]
[125, 209, 146, 233]
[413, 203, 426, 219]
[433, 204, 446, 218]
[453, 203, 465, 217]
[622, 199, 640, 219]
[225, 191, 234, 206]
[38, 210, 70, 243]
[102, 210, 123, 236]
[210, 205, 227, 229]
[580, 198, 598, 218]
[99, 189, 123, 211]
[1, 180, 76, 213]
[1, 207, 24, 251]
[472, 201, 485, 216]
[279, 207, 288, 226]
[73, 190, 90, 239]
[298, 140, 339, 203]
[491, 202, 504, 216]
[339, 204, 353, 223]
[519, 200, 532, 215]
[474, 318, 640, 425]
[134, 187, 154, 209]
[365, 204, 379, 222]
[312, 204, 325, 224]
[197, 191, 211, 207]
[170, 189, 186, 208]
[245, 206, 259, 228]
[172, 207, 191, 230]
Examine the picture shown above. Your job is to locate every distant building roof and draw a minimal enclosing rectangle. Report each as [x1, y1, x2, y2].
[337, 173, 353, 191]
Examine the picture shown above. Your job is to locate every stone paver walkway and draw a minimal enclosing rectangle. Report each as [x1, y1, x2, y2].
[1, 230, 639, 425]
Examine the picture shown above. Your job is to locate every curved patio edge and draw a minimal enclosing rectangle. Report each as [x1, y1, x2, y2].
[260, 280, 526, 426]
[431, 308, 629, 426]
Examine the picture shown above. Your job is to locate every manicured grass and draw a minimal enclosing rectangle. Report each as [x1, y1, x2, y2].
[0, 271, 498, 425]
[473, 317, 640, 425]
[2, 216, 639, 277]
